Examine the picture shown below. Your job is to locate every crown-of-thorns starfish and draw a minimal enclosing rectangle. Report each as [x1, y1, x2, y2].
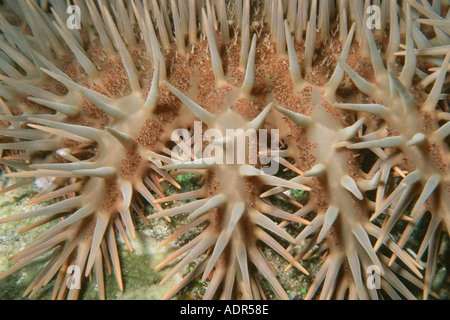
[0, 0, 448, 300]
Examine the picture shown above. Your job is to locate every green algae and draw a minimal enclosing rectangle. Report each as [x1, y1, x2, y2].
[0, 172, 57, 299]
[0, 172, 181, 300]
[0, 171, 199, 300]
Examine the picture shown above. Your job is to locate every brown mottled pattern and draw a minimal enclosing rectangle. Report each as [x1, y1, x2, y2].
[120, 151, 143, 179]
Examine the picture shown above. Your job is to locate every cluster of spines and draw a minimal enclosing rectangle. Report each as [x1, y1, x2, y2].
[0, 0, 181, 299]
[0, 0, 447, 300]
